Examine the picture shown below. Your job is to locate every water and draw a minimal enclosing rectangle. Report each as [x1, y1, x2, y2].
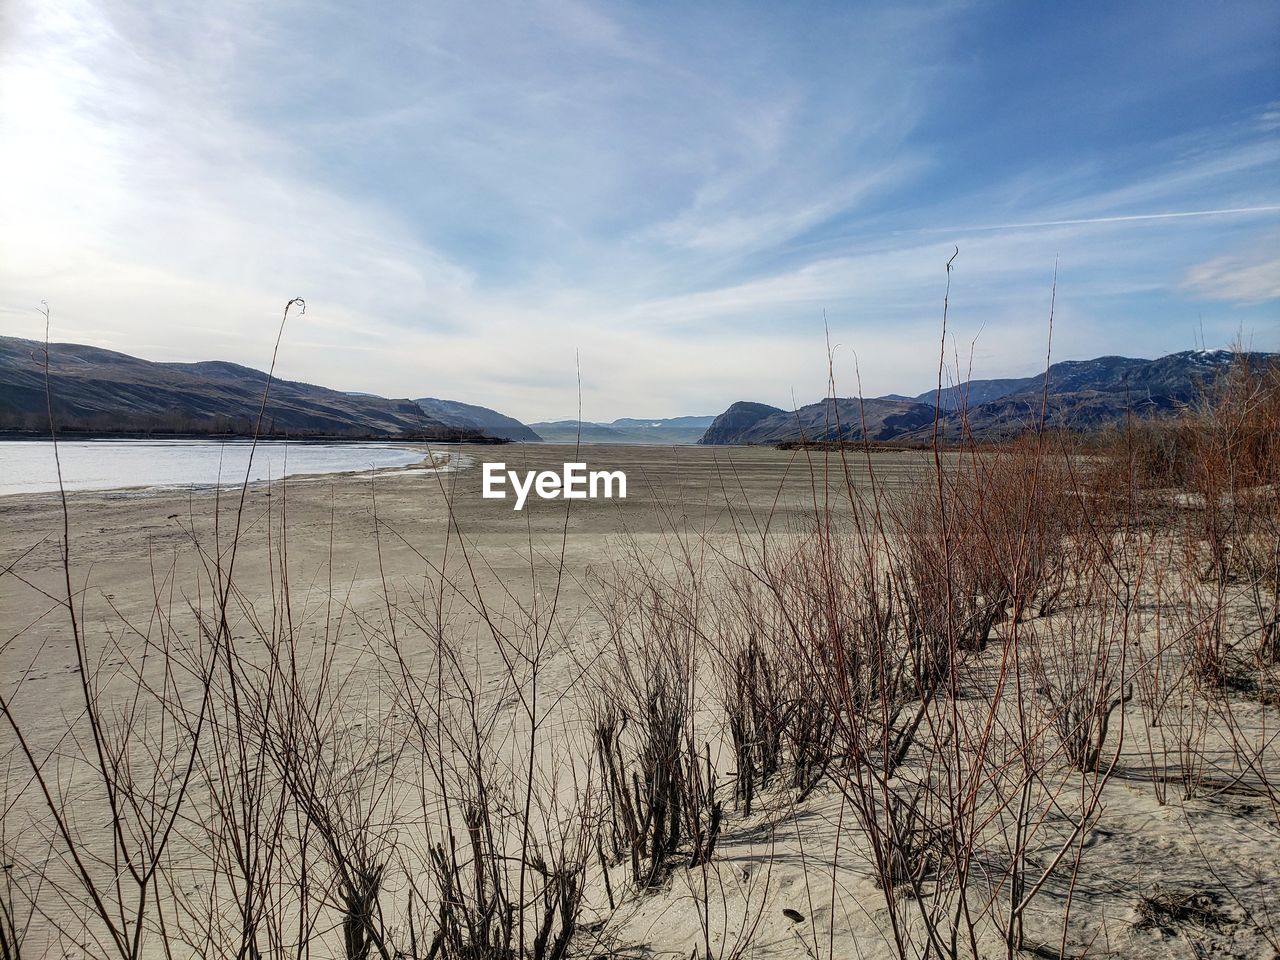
[0, 439, 430, 496]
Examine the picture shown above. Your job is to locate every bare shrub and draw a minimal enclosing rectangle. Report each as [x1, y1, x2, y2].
[1030, 607, 1133, 772]
[757, 525, 915, 772]
[878, 785, 952, 893]
[1134, 883, 1234, 934]
[590, 565, 722, 887]
[720, 631, 783, 815]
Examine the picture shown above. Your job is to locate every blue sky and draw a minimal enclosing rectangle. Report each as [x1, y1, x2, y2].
[1, 0, 1276, 420]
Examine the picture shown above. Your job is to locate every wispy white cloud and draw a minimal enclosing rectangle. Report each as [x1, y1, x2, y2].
[924, 206, 1280, 234]
[0, 0, 1276, 420]
[1182, 248, 1280, 305]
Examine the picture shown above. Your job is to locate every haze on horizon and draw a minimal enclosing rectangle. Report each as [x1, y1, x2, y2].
[0, 0, 1277, 423]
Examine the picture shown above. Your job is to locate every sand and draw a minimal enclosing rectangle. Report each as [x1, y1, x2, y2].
[1, 442, 1277, 959]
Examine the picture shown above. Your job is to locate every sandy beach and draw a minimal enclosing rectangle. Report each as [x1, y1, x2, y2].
[0, 442, 934, 670]
[2, 441, 1278, 960]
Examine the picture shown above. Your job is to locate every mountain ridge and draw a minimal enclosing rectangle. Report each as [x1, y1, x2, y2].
[528, 416, 716, 444]
[413, 397, 542, 442]
[0, 337, 524, 440]
[700, 350, 1276, 445]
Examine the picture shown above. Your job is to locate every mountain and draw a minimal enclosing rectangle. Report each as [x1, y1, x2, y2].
[698, 402, 784, 444]
[920, 350, 1274, 441]
[611, 415, 717, 432]
[1, 337, 463, 439]
[413, 398, 541, 442]
[893, 374, 1041, 410]
[701, 350, 1276, 445]
[528, 421, 629, 443]
[529, 415, 716, 444]
[897, 388, 1179, 442]
[886, 356, 1173, 410]
[699, 398, 937, 445]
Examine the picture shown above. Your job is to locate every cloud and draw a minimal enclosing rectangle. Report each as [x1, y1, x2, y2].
[924, 206, 1280, 235]
[1182, 249, 1280, 304]
[0, 0, 1277, 421]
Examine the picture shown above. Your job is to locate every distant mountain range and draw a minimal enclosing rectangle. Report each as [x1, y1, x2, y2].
[700, 398, 937, 445]
[0, 337, 531, 440]
[699, 350, 1276, 445]
[5, 338, 1269, 447]
[528, 416, 715, 444]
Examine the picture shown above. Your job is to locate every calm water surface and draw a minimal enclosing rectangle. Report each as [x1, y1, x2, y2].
[0, 440, 427, 496]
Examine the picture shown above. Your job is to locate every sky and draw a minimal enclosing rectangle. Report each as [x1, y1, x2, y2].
[0, 0, 1277, 422]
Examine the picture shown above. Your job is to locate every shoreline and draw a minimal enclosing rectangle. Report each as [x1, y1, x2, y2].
[0, 436, 759, 501]
[0, 430, 511, 444]
[0, 444, 459, 500]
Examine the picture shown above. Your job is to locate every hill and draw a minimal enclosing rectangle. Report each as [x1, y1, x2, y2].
[414, 398, 541, 442]
[699, 398, 937, 445]
[892, 373, 1042, 410]
[701, 350, 1276, 444]
[529, 416, 715, 444]
[2, 337, 461, 439]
